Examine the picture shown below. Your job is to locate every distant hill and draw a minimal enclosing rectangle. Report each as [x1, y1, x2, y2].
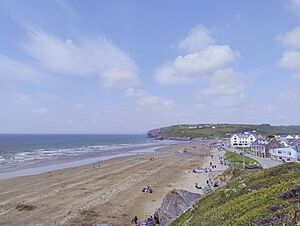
[147, 124, 300, 139]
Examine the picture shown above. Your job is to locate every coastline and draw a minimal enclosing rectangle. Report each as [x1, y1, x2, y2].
[0, 145, 165, 180]
[0, 141, 227, 226]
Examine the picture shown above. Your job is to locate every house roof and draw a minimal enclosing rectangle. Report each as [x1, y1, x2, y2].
[232, 133, 256, 139]
[252, 139, 268, 145]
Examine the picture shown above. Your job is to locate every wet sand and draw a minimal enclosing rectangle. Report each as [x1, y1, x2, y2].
[0, 142, 226, 226]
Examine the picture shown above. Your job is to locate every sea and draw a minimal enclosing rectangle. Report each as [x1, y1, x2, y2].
[0, 134, 176, 179]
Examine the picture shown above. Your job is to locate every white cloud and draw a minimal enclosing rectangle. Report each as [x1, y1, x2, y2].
[73, 103, 84, 110]
[279, 89, 300, 102]
[277, 26, 300, 49]
[155, 24, 244, 108]
[196, 68, 246, 108]
[280, 55, 300, 78]
[0, 54, 42, 81]
[10, 91, 32, 103]
[30, 108, 48, 115]
[55, 0, 77, 17]
[277, 12, 300, 79]
[280, 51, 300, 71]
[289, 0, 300, 13]
[178, 25, 214, 52]
[126, 87, 175, 111]
[102, 68, 139, 87]
[155, 45, 237, 85]
[21, 27, 139, 86]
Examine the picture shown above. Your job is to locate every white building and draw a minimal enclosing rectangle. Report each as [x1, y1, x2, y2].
[270, 147, 299, 162]
[230, 133, 256, 147]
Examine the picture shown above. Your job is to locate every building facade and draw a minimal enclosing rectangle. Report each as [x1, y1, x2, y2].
[230, 133, 256, 147]
[250, 139, 268, 158]
[250, 138, 282, 158]
[270, 147, 299, 162]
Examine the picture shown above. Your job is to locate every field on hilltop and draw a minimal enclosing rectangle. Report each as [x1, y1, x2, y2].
[147, 124, 300, 139]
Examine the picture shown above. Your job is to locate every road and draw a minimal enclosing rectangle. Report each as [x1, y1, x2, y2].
[224, 147, 283, 169]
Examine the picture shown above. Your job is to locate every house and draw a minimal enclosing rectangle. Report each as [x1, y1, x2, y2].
[230, 133, 256, 147]
[270, 146, 299, 162]
[285, 135, 295, 140]
[250, 138, 282, 158]
[250, 139, 268, 158]
[276, 134, 300, 140]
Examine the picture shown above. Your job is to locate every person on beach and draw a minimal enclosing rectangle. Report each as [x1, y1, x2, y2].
[154, 212, 160, 224]
[146, 216, 154, 226]
[132, 216, 138, 224]
[195, 183, 202, 189]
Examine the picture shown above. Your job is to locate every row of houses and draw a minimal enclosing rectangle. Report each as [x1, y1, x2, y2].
[230, 132, 300, 162]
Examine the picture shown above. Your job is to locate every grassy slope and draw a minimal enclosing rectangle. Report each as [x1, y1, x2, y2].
[171, 162, 300, 226]
[152, 124, 300, 139]
[225, 152, 261, 169]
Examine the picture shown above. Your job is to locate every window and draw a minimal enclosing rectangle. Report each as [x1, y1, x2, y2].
[288, 152, 291, 156]
[278, 151, 282, 154]
[287, 158, 291, 162]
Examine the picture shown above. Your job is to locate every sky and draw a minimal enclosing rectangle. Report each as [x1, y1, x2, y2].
[0, 0, 300, 133]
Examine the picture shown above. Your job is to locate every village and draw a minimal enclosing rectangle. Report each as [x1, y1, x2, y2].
[227, 132, 300, 163]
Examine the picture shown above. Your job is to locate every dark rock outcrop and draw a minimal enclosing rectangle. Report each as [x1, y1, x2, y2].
[279, 185, 300, 200]
[147, 128, 164, 140]
[15, 204, 36, 211]
[155, 189, 201, 226]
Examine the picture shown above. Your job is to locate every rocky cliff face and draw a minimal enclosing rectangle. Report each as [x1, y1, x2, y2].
[155, 189, 201, 226]
[146, 128, 163, 140]
[147, 128, 192, 140]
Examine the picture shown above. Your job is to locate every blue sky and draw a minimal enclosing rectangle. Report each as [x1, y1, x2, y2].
[1, 0, 300, 133]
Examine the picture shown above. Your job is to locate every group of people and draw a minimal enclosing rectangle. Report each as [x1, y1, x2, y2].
[219, 155, 229, 166]
[192, 166, 213, 174]
[142, 185, 153, 193]
[206, 178, 218, 187]
[209, 161, 217, 169]
[132, 215, 159, 226]
[193, 153, 222, 191]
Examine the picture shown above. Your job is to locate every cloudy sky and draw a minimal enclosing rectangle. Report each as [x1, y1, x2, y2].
[0, 0, 300, 133]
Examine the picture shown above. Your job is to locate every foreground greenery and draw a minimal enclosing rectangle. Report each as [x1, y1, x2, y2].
[147, 123, 300, 139]
[171, 163, 300, 226]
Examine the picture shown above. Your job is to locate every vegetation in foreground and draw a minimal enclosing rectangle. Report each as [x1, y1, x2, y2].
[147, 123, 300, 139]
[171, 162, 300, 226]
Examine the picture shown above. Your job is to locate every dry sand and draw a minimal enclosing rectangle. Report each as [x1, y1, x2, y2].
[0, 142, 226, 226]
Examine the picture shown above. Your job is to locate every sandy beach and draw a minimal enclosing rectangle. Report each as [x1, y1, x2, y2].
[0, 141, 226, 226]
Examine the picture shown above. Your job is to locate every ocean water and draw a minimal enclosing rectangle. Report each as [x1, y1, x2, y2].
[0, 134, 174, 178]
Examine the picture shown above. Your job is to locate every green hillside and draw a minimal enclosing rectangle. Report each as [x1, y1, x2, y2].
[147, 124, 300, 139]
[171, 162, 300, 226]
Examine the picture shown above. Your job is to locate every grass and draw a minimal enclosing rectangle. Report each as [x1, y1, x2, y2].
[236, 147, 251, 152]
[170, 163, 300, 226]
[225, 152, 261, 169]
